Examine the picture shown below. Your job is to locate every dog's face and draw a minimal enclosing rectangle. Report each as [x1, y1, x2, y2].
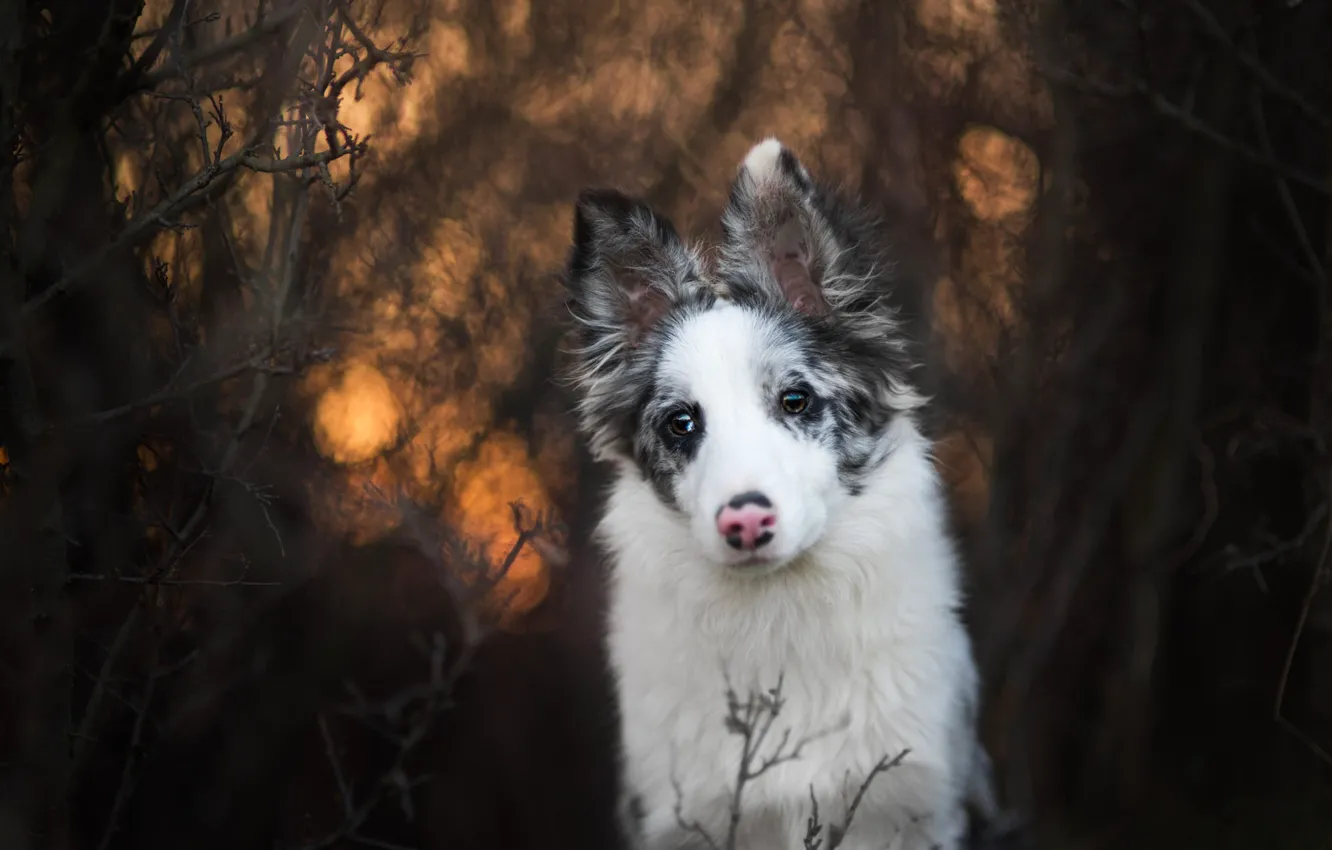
[563, 139, 923, 572]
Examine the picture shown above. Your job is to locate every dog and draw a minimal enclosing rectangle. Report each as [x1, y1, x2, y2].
[560, 138, 998, 850]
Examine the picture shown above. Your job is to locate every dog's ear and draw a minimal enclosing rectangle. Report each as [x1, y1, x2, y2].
[564, 188, 703, 354]
[561, 190, 707, 459]
[719, 138, 874, 319]
[720, 139, 923, 414]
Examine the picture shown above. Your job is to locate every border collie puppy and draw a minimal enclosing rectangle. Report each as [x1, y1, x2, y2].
[561, 138, 996, 850]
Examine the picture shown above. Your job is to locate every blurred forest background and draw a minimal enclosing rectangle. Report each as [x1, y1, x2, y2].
[2, 0, 1331, 848]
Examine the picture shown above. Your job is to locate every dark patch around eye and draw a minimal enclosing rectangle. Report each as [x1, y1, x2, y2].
[625, 338, 711, 514]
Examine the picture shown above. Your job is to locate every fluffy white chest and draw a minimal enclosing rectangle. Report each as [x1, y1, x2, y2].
[601, 439, 980, 850]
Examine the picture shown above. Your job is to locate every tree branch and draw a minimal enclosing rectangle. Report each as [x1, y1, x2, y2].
[1272, 468, 1332, 767]
[131, 3, 307, 93]
[1181, 0, 1331, 131]
[1042, 67, 1332, 198]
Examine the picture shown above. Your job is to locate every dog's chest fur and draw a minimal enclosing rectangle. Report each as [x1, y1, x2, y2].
[600, 420, 979, 850]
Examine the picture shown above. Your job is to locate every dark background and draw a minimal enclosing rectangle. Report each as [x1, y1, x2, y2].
[2, 0, 1330, 848]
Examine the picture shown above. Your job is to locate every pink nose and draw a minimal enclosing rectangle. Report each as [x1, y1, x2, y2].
[715, 492, 777, 551]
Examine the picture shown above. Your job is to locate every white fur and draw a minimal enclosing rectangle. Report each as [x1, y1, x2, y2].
[601, 306, 985, 850]
[741, 137, 788, 186]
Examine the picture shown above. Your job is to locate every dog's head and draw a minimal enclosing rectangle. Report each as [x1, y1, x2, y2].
[562, 139, 923, 573]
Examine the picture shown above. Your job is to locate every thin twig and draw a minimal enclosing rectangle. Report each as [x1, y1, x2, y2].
[826, 750, 909, 850]
[51, 353, 293, 429]
[295, 505, 546, 848]
[134, 3, 307, 91]
[1042, 67, 1332, 198]
[1272, 469, 1332, 767]
[96, 649, 162, 850]
[1249, 85, 1328, 297]
[66, 572, 282, 587]
[131, 11, 222, 41]
[802, 786, 823, 850]
[15, 142, 363, 329]
[1181, 0, 1331, 131]
[292, 633, 461, 850]
[120, 0, 189, 94]
[319, 713, 355, 818]
[1167, 440, 1219, 569]
[1219, 502, 1328, 575]
[671, 771, 721, 850]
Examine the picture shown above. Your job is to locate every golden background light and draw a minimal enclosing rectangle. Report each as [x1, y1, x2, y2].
[314, 363, 404, 465]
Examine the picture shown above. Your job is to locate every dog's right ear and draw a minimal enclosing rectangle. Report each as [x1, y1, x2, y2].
[719, 139, 898, 327]
[717, 139, 836, 317]
[564, 188, 703, 357]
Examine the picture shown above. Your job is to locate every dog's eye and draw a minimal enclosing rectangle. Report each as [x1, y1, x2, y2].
[780, 389, 811, 415]
[665, 410, 697, 437]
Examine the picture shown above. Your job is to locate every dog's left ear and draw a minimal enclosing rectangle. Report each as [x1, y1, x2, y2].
[718, 138, 869, 319]
[560, 189, 708, 460]
[564, 188, 703, 353]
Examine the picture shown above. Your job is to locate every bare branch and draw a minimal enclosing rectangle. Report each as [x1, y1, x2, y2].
[292, 503, 554, 848]
[671, 772, 721, 850]
[1218, 501, 1327, 577]
[95, 649, 163, 850]
[1272, 468, 1332, 767]
[49, 350, 306, 430]
[293, 633, 462, 850]
[666, 674, 847, 850]
[131, 10, 222, 42]
[335, 0, 424, 87]
[121, 0, 189, 95]
[1041, 68, 1332, 198]
[825, 750, 910, 850]
[1181, 0, 1331, 131]
[133, 3, 307, 92]
[319, 713, 356, 819]
[66, 572, 282, 588]
[1249, 86, 1328, 296]
[801, 786, 824, 850]
[11, 2, 419, 338]
[12, 140, 364, 333]
[1167, 441, 1219, 569]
